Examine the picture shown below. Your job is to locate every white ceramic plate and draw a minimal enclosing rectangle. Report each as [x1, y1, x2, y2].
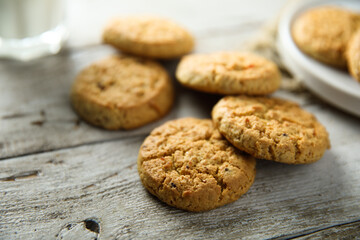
[277, 0, 360, 117]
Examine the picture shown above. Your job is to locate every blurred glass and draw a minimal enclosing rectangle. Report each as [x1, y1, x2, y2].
[0, 0, 67, 61]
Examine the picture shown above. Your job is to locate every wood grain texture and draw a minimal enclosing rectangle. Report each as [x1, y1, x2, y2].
[0, 103, 359, 239]
[1, 0, 360, 239]
[292, 220, 360, 240]
[0, 0, 286, 160]
[0, 22, 262, 160]
[0, 44, 352, 161]
[0, 45, 217, 160]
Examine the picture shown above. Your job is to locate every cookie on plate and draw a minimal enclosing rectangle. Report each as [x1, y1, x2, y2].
[292, 6, 359, 68]
[71, 55, 173, 130]
[347, 29, 360, 82]
[103, 16, 194, 59]
[138, 118, 256, 212]
[176, 51, 281, 95]
[212, 96, 330, 164]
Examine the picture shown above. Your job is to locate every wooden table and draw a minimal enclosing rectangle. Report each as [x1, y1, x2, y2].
[1, 0, 360, 239]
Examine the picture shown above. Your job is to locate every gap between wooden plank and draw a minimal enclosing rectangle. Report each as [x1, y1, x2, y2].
[269, 218, 360, 240]
[0, 133, 148, 162]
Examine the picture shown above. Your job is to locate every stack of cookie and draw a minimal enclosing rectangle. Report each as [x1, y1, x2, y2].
[71, 16, 194, 129]
[138, 42, 331, 210]
[292, 6, 360, 82]
[138, 97, 330, 211]
[70, 15, 331, 212]
[138, 49, 330, 211]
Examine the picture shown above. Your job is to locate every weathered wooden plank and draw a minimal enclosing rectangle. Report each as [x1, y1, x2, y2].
[0, 45, 212, 160]
[289, 220, 360, 240]
[0, 0, 290, 160]
[0, 19, 266, 160]
[0, 42, 350, 161]
[1, 101, 359, 239]
[1, 0, 360, 238]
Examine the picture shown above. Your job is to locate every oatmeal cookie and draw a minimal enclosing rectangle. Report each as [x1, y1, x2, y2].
[71, 55, 173, 130]
[103, 16, 194, 59]
[212, 96, 330, 164]
[138, 118, 256, 211]
[347, 29, 360, 82]
[292, 6, 360, 68]
[176, 51, 281, 95]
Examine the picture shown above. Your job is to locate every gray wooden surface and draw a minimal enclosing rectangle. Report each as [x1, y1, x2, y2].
[1, 0, 360, 239]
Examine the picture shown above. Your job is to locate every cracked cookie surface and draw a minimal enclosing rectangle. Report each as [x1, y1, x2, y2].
[175, 51, 281, 95]
[71, 55, 173, 130]
[292, 6, 360, 68]
[137, 118, 256, 212]
[347, 29, 360, 83]
[212, 96, 330, 164]
[103, 16, 194, 59]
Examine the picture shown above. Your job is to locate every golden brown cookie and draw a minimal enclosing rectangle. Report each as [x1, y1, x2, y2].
[138, 118, 256, 212]
[103, 16, 194, 59]
[71, 55, 173, 130]
[175, 51, 281, 95]
[212, 96, 330, 164]
[292, 6, 360, 68]
[347, 29, 360, 82]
